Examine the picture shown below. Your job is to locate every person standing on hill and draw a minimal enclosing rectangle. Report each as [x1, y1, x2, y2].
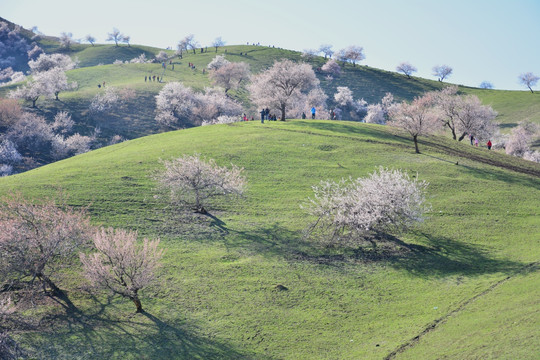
[474, 138, 479, 147]
[311, 106, 316, 119]
[302, 112, 306, 119]
[260, 109, 265, 123]
[487, 140, 492, 150]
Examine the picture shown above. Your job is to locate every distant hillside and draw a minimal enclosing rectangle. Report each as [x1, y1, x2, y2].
[0, 17, 538, 173]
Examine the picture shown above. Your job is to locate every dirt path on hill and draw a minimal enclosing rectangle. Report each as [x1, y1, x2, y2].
[384, 261, 539, 359]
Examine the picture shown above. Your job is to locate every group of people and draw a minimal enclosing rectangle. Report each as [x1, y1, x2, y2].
[469, 134, 493, 150]
[145, 75, 161, 82]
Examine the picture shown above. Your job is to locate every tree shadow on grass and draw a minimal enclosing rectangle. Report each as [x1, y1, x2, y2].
[21, 293, 262, 360]
[220, 221, 524, 278]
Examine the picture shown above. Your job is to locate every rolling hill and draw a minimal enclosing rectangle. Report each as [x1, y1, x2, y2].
[0, 120, 538, 359]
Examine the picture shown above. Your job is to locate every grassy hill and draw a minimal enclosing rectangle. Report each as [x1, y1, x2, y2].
[0, 120, 538, 359]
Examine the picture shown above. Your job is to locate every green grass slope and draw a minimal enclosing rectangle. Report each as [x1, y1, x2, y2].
[0, 120, 538, 359]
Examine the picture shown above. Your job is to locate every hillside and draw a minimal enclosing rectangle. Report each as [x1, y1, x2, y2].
[1, 19, 539, 164]
[0, 120, 538, 359]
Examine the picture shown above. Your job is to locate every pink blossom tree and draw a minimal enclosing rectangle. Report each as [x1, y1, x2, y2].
[248, 59, 320, 121]
[0, 194, 92, 294]
[209, 61, 250, 94]
[321, 59, 341, 77]
[303, 167, 429, 247]
[388, 93, 442, 153]
[80, 228, 163, 313]
[154, 154, 246, 214]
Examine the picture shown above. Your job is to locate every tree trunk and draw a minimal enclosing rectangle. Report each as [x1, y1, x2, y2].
[38, 274, 62, 295]
[131, 296, 143, 313]
[413, 135, 420, 154]
[458, 132, 467, 141]
[529, 86, 534, 94]
[55, 92, 59, 100]
[280, 104, 286, 121]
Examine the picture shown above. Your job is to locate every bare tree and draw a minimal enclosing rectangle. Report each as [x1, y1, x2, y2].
[85, 34, 96, 46]
[518, 72, 539, 93]
[396, 62, 417, 79]
[154, 154, 246, 214]
[248, 59, 320, 121]
[432, 65, 453, 82]
[106, 28, 125, 47]
[388, 93, 441, 153]
[209, 62, 250, 94]
[212, 36, 225, 52]
[303, 167, 429, 247]
[0, 194, 92, 294]
[80, 228, 163, 313]
[319, 44, 334, 59]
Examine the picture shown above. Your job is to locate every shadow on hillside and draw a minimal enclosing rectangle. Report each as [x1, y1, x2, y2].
[22, 294, 261, 360]
[419, 137, 540, 180]
[290, 121, 410, 146]
[223, 222, 523, 278]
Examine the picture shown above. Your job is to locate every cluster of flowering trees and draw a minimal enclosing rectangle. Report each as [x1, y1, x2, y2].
[0, 99, 97, 176]
[9, 53, 77, 107]
[0, 194, 164, 315]
[387, 87, 498, 153]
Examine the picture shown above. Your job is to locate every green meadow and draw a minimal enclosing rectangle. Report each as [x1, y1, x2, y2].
[1, 120, 538, 359]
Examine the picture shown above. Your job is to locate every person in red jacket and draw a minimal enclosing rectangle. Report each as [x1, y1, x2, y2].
[487, 140, 492, 150]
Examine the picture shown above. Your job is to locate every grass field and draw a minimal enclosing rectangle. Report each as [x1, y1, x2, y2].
[1, 120, 538, 359]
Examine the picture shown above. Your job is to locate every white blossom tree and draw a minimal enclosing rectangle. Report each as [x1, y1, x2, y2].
[207, 55, 230, 70]
[209, 61, 250, 94]
[80, 227, 163, 313]
[106, 28, 125, 47]
[365, 93, 396, 125]
[39, 67, 78, 100]
[8, 74, 51, 107]
[180, 34, 199, 54]
[155, 82, 242, 128]
[396, 62, 417, 79]
[28, 53, 76, 73]
[154, 154, 246, 214]
[319, 44, 334, 59]
[388, 93, 442, 153]
[432, 65, 453, 82]
[303, 167, 429, 247]
[518, 72, 539, 93]
[248, 59, 320, 121]
[479, 81, 493, 89]
[59, 32, 74, 50]
[212, 36, 225, 52]
[0, 194, 92, 294]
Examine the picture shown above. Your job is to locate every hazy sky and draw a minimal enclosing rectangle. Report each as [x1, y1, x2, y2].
[2, 0, 539, 90]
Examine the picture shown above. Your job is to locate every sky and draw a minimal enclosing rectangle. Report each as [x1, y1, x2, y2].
[2, 0, 539, 91]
